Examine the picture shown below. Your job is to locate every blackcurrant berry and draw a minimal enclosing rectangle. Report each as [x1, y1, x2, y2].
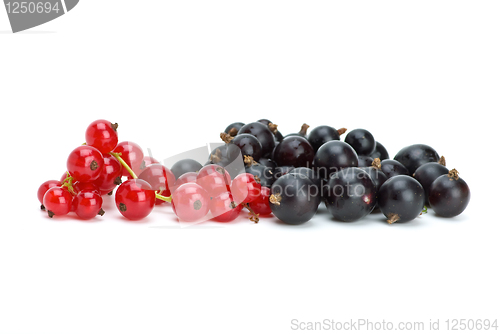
[429, 169, 470, 217]
[324, 167, 377, 222]
[289, 167, 323, 196]
[313, 141, 358, 178]
[224, 122, 245, 136]
[380, 159, 409, 178]
[257, 119, 283, 142]
[245, 162, 275, 188]
[344, 128, 376, 156]
[273, 135, 314, 168]
[232, 134, 263, 161]
[357, 155, 374, 167]
[170, 159, 203, 179]
[308, 125, 341, 153]
[237, 122, 276, 158]
[413, 161, 449, 206]
[378, 175, 425, 223]
[269, 173, 320, 225]
[369, 141, 390, 161]
[394, 144, 440, 175]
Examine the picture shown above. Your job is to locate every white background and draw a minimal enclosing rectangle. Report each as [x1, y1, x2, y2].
[0, 1, 498, 333]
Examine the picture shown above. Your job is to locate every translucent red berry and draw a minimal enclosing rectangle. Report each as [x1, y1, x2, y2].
[113, 141, 144, 178]
[138, 164, 175, 205]
[73, 191, 104, 220]
[248, 186, 272, 216]
[172, 183, 210, 222]
[67, 145, 104, 182]
[43, 187, 74, 218]
[85, 119, 119, 153]
[196, 165, 231, 198]
[230, 173, 261, 204]
[94, 153, 123, 194]
[37, 180, 62, 209]
[115, 179, 155, 220]
[209, 191, 242, 222]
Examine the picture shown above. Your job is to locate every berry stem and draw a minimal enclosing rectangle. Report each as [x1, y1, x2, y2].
[155, 191, 172, 203]
[110, 152, 172, 203]
[110, 152, 138, 179]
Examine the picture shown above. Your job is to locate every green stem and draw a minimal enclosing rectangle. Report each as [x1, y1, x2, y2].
[110, 152, 138, 179]
[156, 191, 172, 203]
[110, 152, 172, 203]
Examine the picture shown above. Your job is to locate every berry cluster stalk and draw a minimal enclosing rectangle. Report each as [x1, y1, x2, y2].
[110, 152, 172, 203]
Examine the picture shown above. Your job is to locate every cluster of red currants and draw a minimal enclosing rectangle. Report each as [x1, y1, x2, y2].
[37, 119, 270, 222]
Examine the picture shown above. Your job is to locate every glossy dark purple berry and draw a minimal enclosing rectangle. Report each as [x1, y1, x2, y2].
[369, 141, 390, 161]
[257, 119, 283, 142]
[273, 136, 315, 168]
[313, 141, 358, 178]
[308, 125, 341, 152]
[170, 159, 203, 179]
[358, 156, 374, 167]
[238, 122, 276, 158]
[269, 173, 320, 225]
[258, 158, 277, 169]
[245, 163, 275, 188]
[224, 122, 245, 136]
[232, 134, 263, 161]
[394, 144, 440, 175]
[378, 175, 425, 223]
[345, 128, 376, 156]
[289, 167, 323, 196]
[413, 161, 449, 205]
[380, 159, 409, 178]
[429, 169, 470, 217]
[324, 167, 377, 222]
[274, 166, 294, 179]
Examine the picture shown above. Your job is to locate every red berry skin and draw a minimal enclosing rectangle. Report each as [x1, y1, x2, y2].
[43, 187, 73, 217]
[73, 191, 104, 220]
[37, 180, 62, 205]
[94, 153, 123, 194]
[85, 119, 118, 154]
[249, 186, 272, 216]
[196, 165, 231, 198]
[138, 164, 175, 205]
[113, 141, 144, 178]
[138, 156, 160, 174]
[172, 183, 210, 222]
[209, 191, 242, 222]
[115, 179, 155, 220]
[172, 172, 198, 192]
[230, 173, 262, 204]
[67, 145, 104, 182]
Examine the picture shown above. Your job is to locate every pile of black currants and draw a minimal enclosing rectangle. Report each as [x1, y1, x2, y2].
[209, 120, 471, 225]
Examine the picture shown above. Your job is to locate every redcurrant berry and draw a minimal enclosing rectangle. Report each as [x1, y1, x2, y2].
[94, 153, 123, 194]
[172, 183, 210, 222]
[67, 145, 104, 182]
[113, 141, 144, 178]
[138, 164, 175, 205]
[37, 180, 62, 209]
[230, 173, 261, 204]
[73, 190, 104, 220]
[115, 179, 156, 220]
[172, 172, 198, 192]
[196, 165, 231, 198]
[43, 187, 74, 218]
[85, 119, 119, 153]
[139, 156, 160, 173]
[248, 186, 272, 216]
[209, 191, 242, 222]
